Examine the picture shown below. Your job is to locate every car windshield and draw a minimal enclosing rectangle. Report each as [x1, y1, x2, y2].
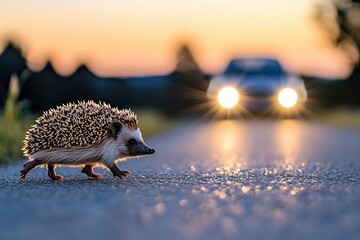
[224, 59, 285, 78]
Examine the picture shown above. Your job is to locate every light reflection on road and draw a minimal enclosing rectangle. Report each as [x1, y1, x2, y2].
[174, 119, 308, 170]
[126, 119, 360, 173]
[275, 120, 303, 168]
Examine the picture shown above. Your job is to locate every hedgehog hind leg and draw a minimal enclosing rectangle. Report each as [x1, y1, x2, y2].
[47, 164, 63, 181]
[81, 165, 102, 179]
[20, 160, 39, 179]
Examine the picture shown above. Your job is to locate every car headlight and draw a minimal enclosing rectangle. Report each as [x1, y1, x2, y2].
[278, 88, 298, 108]
[218, 86, 240, 109]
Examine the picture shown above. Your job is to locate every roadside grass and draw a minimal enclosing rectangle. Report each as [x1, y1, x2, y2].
[0, 114, 35, 164]
[134, 108, 175, 137]
[0, 76, 36, 164]
[312, 108, 360, 128]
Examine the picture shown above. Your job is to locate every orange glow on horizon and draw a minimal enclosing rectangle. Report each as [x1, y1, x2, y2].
[0, 0, 353, 77]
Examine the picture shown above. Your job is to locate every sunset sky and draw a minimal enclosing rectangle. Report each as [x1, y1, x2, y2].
[0, 0, 352, 77]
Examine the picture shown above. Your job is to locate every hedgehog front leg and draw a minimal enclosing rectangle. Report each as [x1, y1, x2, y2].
[105, 163, 131, 179]
[47, 164, 64, 181]
[81, 165, 102, 178]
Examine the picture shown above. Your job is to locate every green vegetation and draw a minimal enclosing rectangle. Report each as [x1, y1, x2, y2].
[313, 108, 360, 128]
[0, 75, 36, 164]
[135, 108, 175, 137]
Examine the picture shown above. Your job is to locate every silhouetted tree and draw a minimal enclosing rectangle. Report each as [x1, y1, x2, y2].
[313, 0, 360, 106]
[20, 61, 64, 111]
[168, 44, 209, 116]
[175, 45, 203, 75]
[0, 41, 27, 107]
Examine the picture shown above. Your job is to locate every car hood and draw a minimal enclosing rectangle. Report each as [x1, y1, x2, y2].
[240, 76, 285, 96]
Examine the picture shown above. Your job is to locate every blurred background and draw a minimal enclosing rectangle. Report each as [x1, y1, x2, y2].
[0, 0, 360, 162]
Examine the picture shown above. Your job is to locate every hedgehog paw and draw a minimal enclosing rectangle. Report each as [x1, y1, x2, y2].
[94, 173, 102, 178]
[90, 173, 102, 179]
[20, 169, 27, 179]
[112, 170, 130, 179]
[108, 164, 131, 179]
[119, 170, 131, 178]
[49, 175, 64, 181]
[81, 165, 102, 178]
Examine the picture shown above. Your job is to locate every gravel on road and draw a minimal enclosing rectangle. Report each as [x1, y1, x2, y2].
[1, 120, 360, 240]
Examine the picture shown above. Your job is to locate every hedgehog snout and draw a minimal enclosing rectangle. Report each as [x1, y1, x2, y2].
[147, 148, 155, 154]
[127, 141, 155, 156]
[140, 143, 155, 155]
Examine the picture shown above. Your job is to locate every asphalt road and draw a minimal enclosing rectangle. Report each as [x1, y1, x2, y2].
[1, 119, 360, 240]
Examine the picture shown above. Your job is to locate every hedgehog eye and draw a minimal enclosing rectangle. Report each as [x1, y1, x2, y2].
[128, 138, 137, 146]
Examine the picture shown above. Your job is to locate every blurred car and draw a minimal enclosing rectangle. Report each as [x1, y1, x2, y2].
[207, 57, 307, 115]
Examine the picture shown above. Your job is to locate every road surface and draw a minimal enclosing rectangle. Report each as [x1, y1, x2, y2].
[1, 119, 360, 240]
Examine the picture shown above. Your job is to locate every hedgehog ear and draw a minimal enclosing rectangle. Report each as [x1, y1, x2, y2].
[110, 121, 122, 140]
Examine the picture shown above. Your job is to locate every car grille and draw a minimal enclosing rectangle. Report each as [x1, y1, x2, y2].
[245, 91, 274, 98]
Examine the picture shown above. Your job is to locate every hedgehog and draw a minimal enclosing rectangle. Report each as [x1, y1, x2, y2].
[20, 101, 155, 180]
